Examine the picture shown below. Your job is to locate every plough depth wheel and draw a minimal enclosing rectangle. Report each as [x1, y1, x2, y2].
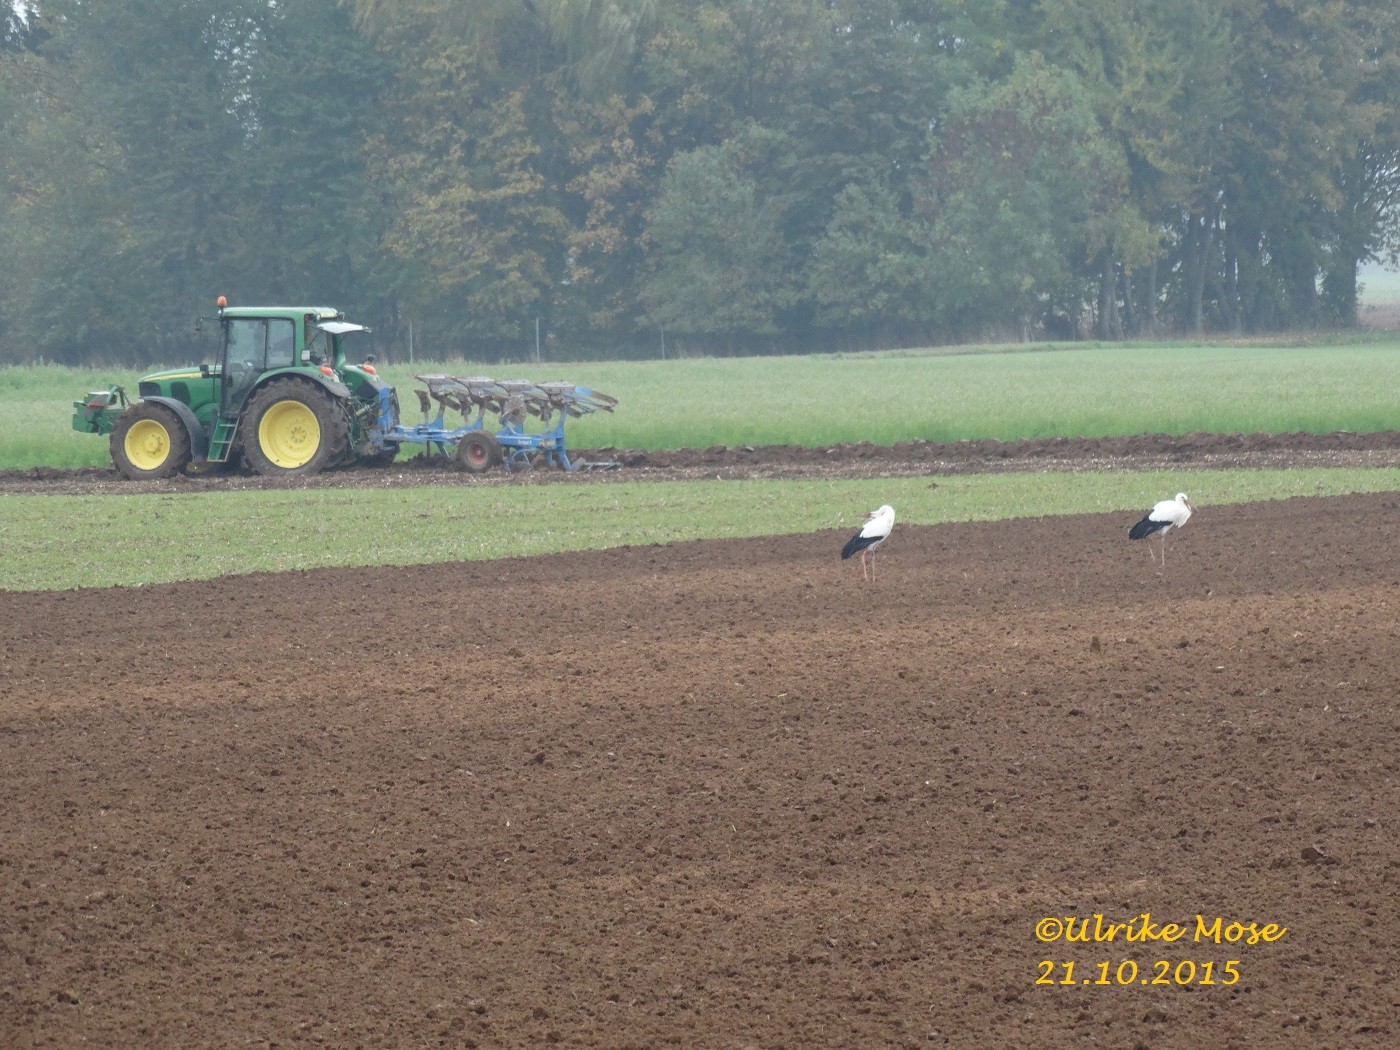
[455, 431, 503, 474]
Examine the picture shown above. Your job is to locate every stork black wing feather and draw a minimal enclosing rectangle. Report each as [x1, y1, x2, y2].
[842, 533, 880, 560]
[1129, 514, 1171, 540]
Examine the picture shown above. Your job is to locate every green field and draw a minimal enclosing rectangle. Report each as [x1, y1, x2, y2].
[5, 467, 1399, 591]
[6, 335, 1400, 470]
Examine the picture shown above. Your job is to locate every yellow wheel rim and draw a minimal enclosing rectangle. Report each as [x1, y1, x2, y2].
[258, 399, 321, 469]
[124, 418, 171, 471]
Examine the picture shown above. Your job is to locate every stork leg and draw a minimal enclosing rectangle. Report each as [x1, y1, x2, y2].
[860, 550, 870, 582]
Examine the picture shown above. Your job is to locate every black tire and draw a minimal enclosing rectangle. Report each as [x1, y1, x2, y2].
[110, 401, 193, 480]
[455, 431, 502, 474]
[242, 378, 350, 478]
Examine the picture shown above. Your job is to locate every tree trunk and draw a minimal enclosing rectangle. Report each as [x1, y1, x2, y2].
[1222, 234, 1243, 334]
[1095, 259, 1107, 339]
[1120, 264, 1137, 337]
[1287, 238, 1320, 328]
[1323, 148, 1372, 328]
[1144, 258, 1158, 336]
[1095, 252, 1121, 339]
[1324, 207, 1363, 328]
[1329, 254, 1359, 328]
[1185, 202, 1216, 338]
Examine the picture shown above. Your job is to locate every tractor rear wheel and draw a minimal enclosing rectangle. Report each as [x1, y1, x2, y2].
[243, 378, 349, 478]
[455, 431, 502, 474]
[110, 401, 193, 480]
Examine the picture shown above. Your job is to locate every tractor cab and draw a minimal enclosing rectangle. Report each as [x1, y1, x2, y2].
[203, 302, 354, 465]
[217, 310, 300, 415]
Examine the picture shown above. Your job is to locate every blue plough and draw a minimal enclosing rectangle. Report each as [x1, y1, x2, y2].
[371, 374, 619, 473]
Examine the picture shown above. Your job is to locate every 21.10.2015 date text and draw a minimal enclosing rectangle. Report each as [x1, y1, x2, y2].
[1036, 960, 1241, 988]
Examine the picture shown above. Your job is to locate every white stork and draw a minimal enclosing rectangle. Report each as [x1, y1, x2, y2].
[841, 504, 895, 581]
[1129, 492, 1195, 565]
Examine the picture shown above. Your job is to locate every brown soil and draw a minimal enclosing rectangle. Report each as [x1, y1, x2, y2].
[7, 429, 1400, 495]
[3, 493, 1397, 1047]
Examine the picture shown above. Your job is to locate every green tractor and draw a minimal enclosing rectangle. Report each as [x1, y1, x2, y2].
[73, 298, 395, 479]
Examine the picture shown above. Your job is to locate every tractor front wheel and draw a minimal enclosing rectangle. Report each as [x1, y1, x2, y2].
[110, 401, 193, 480]
[455, 431, 502, 474]
[243, 379, 349, 478]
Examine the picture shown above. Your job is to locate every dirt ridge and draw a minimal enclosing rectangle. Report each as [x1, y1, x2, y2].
[7, 428, 1400, 495]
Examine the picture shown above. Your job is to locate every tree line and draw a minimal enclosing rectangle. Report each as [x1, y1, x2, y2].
[2, 0, 1397, 365]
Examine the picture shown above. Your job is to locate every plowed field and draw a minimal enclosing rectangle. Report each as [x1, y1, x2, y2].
[2, 493, 1397, 1048]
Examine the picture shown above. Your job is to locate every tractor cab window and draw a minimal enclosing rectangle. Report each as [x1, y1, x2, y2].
[303, 315, 325, 364]
[225, 319, 263, 369]
[267, 320, 294, 369]
[220, 318, 295, 413]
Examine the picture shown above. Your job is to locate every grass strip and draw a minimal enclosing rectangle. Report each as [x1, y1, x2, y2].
[3, 467, 1398, 592]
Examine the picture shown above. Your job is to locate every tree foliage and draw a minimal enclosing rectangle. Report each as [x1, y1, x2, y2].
[920, 57, 1143, 336]
[2, 0, 1398, 364]
[639, 142, 789, 342]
